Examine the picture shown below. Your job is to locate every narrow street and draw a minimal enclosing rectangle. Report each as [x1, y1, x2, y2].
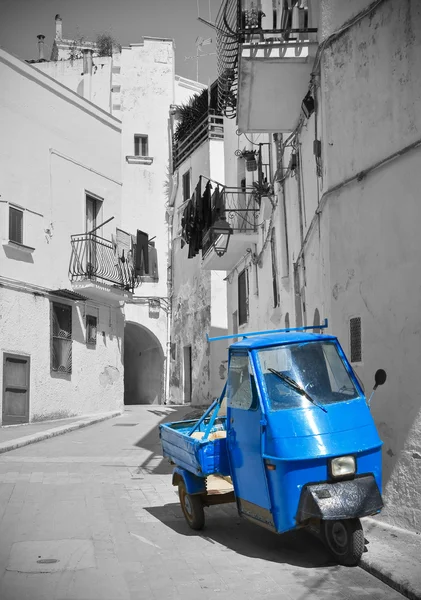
[0, 407, 404, 600]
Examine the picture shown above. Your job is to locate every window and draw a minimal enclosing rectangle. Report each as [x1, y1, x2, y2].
[51, 303, 72, 373]
[9, 206, 23, 244]
[228, 354, 257, 410]
[182, 170, 191, 202]
[270, 227, 279, 308]
[134, 134, 148, 157]
[350, 317, 362, 363]
[238, 268, 249, 326]
[86, 315, 97, 345]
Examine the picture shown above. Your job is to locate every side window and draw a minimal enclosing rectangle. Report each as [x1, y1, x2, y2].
[228, 354, 258, 410]
[51, 302, 72, 373]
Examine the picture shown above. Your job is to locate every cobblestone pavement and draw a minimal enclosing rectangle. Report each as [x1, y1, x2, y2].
[0, 406, 404, 600]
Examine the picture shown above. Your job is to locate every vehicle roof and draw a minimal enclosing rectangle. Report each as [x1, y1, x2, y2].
[229, 331, 337, 351]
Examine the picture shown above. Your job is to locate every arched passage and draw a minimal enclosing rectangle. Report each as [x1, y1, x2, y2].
[124, 322, 165, 405]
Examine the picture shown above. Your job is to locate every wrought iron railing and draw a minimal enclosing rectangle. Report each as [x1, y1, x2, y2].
[216, 0, 318, 118]
[69, 233, 135, 292]
[173, 112, 224, 170]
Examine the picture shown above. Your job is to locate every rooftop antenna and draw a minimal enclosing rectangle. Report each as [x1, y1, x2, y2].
[185, 36, 215, 82]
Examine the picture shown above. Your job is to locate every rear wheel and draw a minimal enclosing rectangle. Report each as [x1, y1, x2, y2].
[323, 518, 364, 566]
[178, 482, 205, 530]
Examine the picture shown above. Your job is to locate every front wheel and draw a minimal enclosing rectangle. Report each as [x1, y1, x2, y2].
[178, 482, 205, 530]
[323, 518, 364, 566]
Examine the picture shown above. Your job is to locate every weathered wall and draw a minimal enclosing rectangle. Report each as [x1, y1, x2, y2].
[169, 136, 226, 405]
[0, 287, 124, 423]
[315, 0, 421, 531]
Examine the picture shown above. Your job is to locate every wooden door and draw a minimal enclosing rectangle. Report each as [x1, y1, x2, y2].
[2, 353, 30, 425]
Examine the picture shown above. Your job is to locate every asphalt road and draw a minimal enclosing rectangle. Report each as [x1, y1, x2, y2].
[0, 406, 404, 600]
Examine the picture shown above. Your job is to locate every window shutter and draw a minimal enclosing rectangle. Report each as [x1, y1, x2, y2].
[9, 207, 23, 244]
[135, 230, 149, 275]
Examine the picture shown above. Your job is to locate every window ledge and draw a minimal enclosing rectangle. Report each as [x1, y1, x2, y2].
[138, 275, 159, 283]
[2, 240, 35, 254]
[126, 155, 154, 165]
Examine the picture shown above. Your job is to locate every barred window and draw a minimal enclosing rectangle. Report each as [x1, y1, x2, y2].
[350, 317, 362, 363]
[51, 303, 72, 373]
[86, 315, 97, 345]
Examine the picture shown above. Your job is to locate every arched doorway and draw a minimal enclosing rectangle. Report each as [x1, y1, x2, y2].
[124, 322, 165, 405]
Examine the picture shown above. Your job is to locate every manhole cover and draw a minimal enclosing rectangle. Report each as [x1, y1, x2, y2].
[113, 423, 138, 427]
[37, 559, 59, 564]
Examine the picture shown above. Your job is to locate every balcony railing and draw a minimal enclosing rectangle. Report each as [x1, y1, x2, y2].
[216, 0, 318, 120]
[69, 233, 135, 292]
[173, 111, 224, 170]
[201, 183, 261, 257]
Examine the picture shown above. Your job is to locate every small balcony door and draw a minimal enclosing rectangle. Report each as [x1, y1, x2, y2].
[2, 353, 30, 425]
[85, 193, 103, 277]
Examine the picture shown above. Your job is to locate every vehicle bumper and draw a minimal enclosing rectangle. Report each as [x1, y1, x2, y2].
[296, 474, 383, 522]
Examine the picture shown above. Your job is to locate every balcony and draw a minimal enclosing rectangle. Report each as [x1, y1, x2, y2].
[69, 233, 135, 304]
[201, 184, 260, 271]
[173, 111, 224, 171]
[216, 0, 318, 133]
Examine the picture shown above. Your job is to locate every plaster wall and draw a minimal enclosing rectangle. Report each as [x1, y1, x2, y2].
[34, 57, 112, 112]
[322, 0, 421, 190]
[0, 287, 124, 424]
[119, 40, 175, 300]
[322, 147, 421, 531]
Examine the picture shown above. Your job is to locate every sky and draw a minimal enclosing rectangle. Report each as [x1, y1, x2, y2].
[0, 0, 221, 84]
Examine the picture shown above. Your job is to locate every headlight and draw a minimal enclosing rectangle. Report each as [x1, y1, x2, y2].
[330, 455, 356, 478]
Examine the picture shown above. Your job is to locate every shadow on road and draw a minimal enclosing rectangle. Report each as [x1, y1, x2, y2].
[145, 501, 339, 571]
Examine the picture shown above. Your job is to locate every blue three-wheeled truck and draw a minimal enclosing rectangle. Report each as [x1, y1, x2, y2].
[159, 322, 386, 566]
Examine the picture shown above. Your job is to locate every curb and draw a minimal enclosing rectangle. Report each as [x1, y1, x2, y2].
[0, 411, 122, 455]
[360, 558, 420, 600]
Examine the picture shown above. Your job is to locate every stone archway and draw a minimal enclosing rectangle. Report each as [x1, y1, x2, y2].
[124, 322, 165, 405]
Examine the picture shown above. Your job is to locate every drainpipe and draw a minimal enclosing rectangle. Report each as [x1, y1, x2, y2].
[37, 35, 45, 61]
[83, 49, 93, 102]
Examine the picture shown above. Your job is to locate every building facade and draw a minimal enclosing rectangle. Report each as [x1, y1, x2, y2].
[32, 17, 204, 406]
[0, 49, 127, 424]
[208, 0, 421, 532]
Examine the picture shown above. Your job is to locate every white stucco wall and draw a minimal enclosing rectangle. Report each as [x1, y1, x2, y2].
[119, 39, 175, 301]
[0, 50, 124, 422]
[34, 57, 112, 112]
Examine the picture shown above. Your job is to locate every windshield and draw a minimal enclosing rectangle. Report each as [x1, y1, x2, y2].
[257, 341, 360, 410]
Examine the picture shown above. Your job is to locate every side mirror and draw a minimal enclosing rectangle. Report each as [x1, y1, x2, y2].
[373, 369, 387, 390]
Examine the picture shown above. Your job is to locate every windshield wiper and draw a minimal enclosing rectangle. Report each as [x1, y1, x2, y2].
[268, 368, 328, 413]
